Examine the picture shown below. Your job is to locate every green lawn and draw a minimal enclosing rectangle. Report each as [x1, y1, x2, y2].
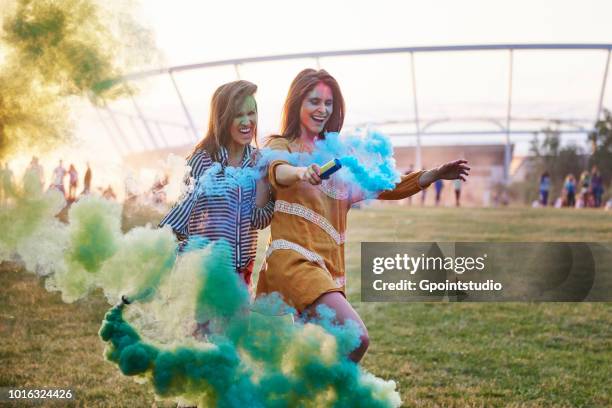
[1, 206, 611, 407]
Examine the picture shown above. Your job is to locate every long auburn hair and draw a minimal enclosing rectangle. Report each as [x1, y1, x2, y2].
[277, 69, 345, 140]
[190, 80, 257, 159]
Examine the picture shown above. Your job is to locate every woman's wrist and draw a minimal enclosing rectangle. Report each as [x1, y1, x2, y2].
[418, 168, 439, 188]
[276, 164, 304, 186]
[295, 167, 307, 181]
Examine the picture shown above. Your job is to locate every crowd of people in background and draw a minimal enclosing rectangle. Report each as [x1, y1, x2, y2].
[0, 156, 148, 205]
[0, 156, 96, 205]
[11, 157, 170, 207]
[1, 156, 608, 210]
[49, 159, 93, 201]
[538, 165, 610, 210]
[429, 178, 462, 207]
[404, 164, 464, 207]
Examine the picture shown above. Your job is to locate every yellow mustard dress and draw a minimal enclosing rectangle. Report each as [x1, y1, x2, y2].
[255, 137, 428, 312]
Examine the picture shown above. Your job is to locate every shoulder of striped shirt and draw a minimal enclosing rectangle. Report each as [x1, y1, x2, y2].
[189, 149, 215, 178]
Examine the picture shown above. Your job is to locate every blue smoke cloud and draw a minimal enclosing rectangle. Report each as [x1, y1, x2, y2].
[198, 130, 401, 198]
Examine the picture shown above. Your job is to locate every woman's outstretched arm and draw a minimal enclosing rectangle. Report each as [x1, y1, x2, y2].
[358, 160, 470, 202]
[274, 163, 322, 187]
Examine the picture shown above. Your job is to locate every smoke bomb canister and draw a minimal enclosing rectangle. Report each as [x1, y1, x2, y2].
[319, 158, 342, 180]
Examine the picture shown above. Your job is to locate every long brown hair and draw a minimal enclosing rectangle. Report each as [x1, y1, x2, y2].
[277, 69, 345, 140]
[191, 80, 257, 159]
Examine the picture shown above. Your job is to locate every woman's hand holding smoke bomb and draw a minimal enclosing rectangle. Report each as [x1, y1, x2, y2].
[298, 163, 322, 185]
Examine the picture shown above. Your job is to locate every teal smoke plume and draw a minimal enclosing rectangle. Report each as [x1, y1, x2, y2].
[1, 176, 402, 407]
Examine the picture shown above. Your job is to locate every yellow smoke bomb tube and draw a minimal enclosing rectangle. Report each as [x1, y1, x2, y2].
[319, 158, 342, 180]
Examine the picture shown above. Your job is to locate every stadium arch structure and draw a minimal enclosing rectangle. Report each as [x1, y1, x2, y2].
[93, 43, 612, 186]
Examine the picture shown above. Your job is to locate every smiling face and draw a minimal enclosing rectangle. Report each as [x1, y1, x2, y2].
[229, 94, 257, 148]
[299, 82, 333, 138]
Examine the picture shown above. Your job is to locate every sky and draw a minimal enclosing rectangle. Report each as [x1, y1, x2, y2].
[10, 0, 612, 190]
[142, 0, 612, 66]
[129, 0, 612, 142]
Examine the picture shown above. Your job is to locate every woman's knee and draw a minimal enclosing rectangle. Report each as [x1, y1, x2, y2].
[349, 327, 369, 362]
[360, 329, 370, 351]
[305, 291, 370, 360]
[356, 325, 369, 354]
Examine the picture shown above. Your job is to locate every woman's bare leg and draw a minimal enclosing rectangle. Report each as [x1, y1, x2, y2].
[302, 291, 369, 363]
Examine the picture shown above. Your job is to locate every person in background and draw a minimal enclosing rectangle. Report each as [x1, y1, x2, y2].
[102, 185, 117, 201]
[82, 162, 92, 195]
[578, 170, 591, 208]
[151, 174, 169, 205]
[454, 179, 462, 207]
[563, 174, 576, 208]
[23, 156, 45, 196]
[27, 157, 45, 189]
[2, 162, 15, 205]
[51, 160, 67, 198]
[539, 171, 551, 206]
[590, 165, 604, 208]
[68, 164, 78, 201]
[434, 178, 444, 206]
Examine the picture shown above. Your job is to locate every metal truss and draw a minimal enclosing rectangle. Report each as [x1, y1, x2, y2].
[96, 43, 612, 182]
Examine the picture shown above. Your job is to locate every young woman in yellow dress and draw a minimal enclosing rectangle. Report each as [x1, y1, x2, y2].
[256, 69, 469, 362]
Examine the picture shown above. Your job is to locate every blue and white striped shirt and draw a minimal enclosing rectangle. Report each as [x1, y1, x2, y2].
[159, 145, 274, 269]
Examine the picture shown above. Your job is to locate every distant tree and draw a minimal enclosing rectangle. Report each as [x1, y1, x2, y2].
[0, 66, 71, 156]
[528, 128, 585, 186]
[0, 0, 158, 158]
[588, 109, 612, 184]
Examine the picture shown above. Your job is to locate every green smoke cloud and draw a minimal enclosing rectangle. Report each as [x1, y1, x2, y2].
[0, 180, 66, 275]
[1, 176, 402, 407]
[100, 286, 401, 407]
[45, 195, 122, 302]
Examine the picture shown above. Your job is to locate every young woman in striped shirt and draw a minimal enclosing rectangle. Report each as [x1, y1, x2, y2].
[159, 80, 274, 287]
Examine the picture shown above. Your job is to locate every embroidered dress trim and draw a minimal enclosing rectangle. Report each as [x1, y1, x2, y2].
[317, 179, 349, 200]
[266, 239, 328, 272]
[275, 200, 345, 245]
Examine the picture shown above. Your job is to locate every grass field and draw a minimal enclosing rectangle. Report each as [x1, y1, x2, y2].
[1, 206, 611, 407]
